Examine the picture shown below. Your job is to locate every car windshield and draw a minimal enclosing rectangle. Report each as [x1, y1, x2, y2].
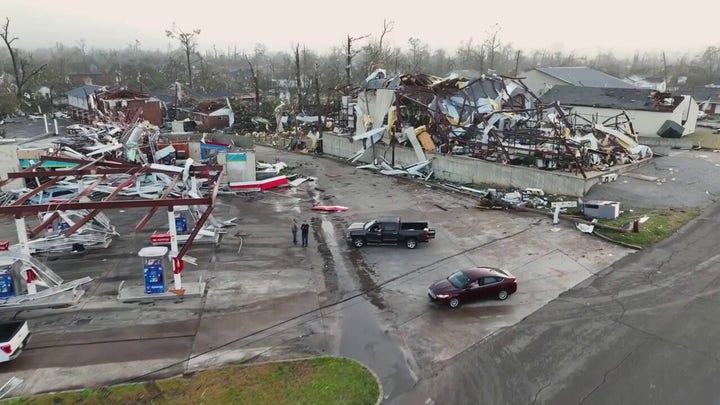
[364, 221, 376, 231]
[447, 271, 470, 288]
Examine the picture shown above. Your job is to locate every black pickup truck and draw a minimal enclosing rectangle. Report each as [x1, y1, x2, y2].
[346, 216, 436, 249]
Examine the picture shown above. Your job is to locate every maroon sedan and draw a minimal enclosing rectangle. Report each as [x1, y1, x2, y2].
[427, 267, 517, 308]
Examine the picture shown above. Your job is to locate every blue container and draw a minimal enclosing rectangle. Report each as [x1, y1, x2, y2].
[57, 221, 70, 231]
[175, 214, 188, 234]
[143, 264, 165, 294]
[0, 270, 15, 298]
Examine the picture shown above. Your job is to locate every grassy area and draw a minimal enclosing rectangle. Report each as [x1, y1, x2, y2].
[4, 357, 379, 405]
[594, 207, 701, 248]
[687, 127, 720, 149]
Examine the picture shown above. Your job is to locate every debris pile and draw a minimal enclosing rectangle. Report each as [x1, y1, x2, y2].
[345, 69, 653, 179]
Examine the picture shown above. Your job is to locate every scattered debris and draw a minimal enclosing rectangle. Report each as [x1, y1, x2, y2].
[344, 71, 653, 181]
[576, 222, 596, 233]
[229, 175, 289, 191]
[311, 205, 349, 212]
[582, 200, 621, 220]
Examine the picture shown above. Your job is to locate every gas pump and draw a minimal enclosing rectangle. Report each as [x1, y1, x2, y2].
[0, 258, 17, 298]
[138, 246, 168, 294]
[0, 257, 25, 298]
[175, 213, 188, 234]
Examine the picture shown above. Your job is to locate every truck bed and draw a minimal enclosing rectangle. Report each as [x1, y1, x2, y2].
[400, 222, 429, 230]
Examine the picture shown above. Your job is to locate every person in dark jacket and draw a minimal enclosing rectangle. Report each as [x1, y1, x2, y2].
[300, 221, 310, 247]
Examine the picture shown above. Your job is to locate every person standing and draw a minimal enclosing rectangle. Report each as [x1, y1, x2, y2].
[291, 219, 298, 245]
[301, 221, 310, 247]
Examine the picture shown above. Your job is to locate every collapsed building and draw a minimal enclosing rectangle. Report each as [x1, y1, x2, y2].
[339, 69, 653, 181]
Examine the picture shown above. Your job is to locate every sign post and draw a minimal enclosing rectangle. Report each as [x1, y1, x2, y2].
[550, 201, 578, 225]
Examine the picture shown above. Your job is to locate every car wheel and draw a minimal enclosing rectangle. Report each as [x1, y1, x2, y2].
[497, 290, 509, 300]
[449, 298, 460, 308]
[352, 238, 365, 248]
[405, 238, 418, 249]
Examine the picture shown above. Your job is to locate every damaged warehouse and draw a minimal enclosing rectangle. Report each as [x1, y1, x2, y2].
[320, 69, 653, 195]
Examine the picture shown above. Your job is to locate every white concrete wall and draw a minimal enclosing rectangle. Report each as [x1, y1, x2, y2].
[678, 96, 699, 135]
[322, 133, 597, 197]
[68, 95, 88, 110]
[567, 105, 697, 136]
[0, 141, 22, 191]
[223, 151, 256, 183]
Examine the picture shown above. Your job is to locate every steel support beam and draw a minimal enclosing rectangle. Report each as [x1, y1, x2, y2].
[28, 176, 106, 237]
[9, 178, 62, 206]
[63, 173, 141, 236]
[134, 175, 180, 233]
[177, 205, 213, 260]
[0, 161, 43, 188]
[0, 197, 211, 216]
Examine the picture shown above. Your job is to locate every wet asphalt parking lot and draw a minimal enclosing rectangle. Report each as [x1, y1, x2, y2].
[1, 131, 719, 401]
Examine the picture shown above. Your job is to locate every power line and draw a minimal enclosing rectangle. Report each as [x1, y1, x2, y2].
[124, 226, 531, 382]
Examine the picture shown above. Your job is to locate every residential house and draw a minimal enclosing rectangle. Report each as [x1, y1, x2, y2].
[66, 84, 103, 121]
[677, 86, 720, 114]
[66, 85, 162, 125]
[94, 88, 163, 126]
[542, 85, 698, 137]
[523, 67, 634, 95]
[174, 98, 234, 131]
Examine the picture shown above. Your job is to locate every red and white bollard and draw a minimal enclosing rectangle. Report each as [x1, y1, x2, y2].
[172, 257, 184, 290]
[23, 269, 38, 295]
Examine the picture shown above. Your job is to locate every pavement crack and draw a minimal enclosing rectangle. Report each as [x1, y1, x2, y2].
[558, 297, 720, 363]
[577, 349, 634, 405]
[531, 381, 552, 405]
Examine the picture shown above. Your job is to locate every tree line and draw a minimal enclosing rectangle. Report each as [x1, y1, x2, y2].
[1, 17, 719, 118]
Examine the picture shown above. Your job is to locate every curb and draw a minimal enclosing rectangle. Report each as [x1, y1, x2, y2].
[591, 230, 643, 250]
[239, 355, 384, 405]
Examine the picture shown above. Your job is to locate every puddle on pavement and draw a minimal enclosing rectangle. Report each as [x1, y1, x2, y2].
[318, 216, 416, 399]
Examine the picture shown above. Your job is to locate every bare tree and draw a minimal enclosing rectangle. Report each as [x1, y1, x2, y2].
[485, 23, 501, 70]
[0, 18, 47, 100]
[165, 23, 201, 88]
[314, 62, 322, 131]
[345, 33, 369, 89]
[363, 19, 395, 74]
[407, 37, 429, 73]
[244, 53, 261, 113]
[377, 19, 394, 67]
[76, 38, 87, 68]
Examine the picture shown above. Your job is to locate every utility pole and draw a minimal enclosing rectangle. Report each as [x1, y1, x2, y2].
[314, 62, 323, 150]
[514, 50, 521, 77]
[662, 52, 668, 91]
[346, 35, 352, 89]
[295, 44, 303, 113]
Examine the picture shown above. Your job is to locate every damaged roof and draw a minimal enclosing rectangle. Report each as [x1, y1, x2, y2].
[535, 67, 635, 89]
[96, 87, 150, 100]
[542, 86, 683, 112]
[677, 86, 720, 104]
[66, 84, 103, 98]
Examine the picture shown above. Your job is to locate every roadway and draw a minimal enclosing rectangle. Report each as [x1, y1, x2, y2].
[393, 197, 720, 404]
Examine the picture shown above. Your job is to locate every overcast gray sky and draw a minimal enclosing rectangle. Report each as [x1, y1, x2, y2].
[2, 0, 717, 56]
